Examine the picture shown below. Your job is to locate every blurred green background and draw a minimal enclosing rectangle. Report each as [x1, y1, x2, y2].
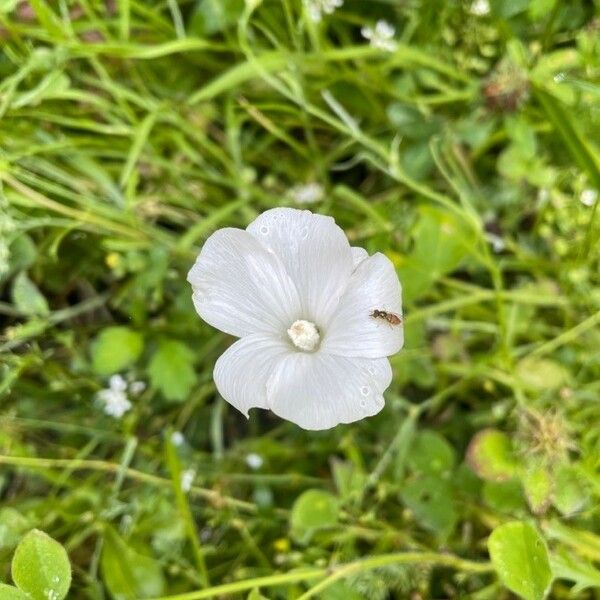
[1, 0, 599, 598]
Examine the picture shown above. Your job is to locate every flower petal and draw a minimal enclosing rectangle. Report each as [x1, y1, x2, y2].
[247, 208, 353, 324]
[322, 252, 403, 358]
[352, 246, 369, 268]
[188, 228, 302, 337]
[266, 353, 391, 430]
[214, 334, 291, 417]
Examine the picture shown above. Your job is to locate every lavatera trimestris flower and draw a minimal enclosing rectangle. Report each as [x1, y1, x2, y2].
[187, 207, 403, 430]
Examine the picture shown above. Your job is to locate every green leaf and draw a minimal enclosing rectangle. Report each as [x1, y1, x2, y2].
[91, 326, 144, 375]
[516, 357, 568, 390]
[551, 550, 600, 594]
[11, 272, 49, 316]
[483, 479, 527, 513]
[552, 465, 587, 516]
[488, 521, 552, 600]
[0, 508, 31, 551]
[100, 526, 165, 599]
[0, 585, 30, 600]
[521, 466, 552, 515]
[11, 529, 71, 600]
[148, 339, 197, 402]
[247, 589, 269, 600]
[396, 206, 475, 301]
[467, 429, 519, 482]
[330, 458, 366, 501]
[401, 475, 458, 535]
[7, 234, 36, 274]
[189, 0, 244, 35]
[533, 87, 600, 191]
[290, 490, 339, 544]
[407, 430, 455, 476]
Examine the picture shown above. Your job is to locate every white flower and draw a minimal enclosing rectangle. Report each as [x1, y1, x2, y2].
[580, 188, 597, 207]
[361, 20, 397, 53]
[305, 0, 343, 22]
[129, 380, 146, 395]
[245, 453, 264, 469]
[97, 375, 132, 418]
[470, 0, 490, 16]
[289, 182, 324, 205]
[187, 207, 403, 430]
[485, 232, 505, 253]
[171, 431, 186, 446]
[96, 374, 145, 418]
[181, 469, 196, 492]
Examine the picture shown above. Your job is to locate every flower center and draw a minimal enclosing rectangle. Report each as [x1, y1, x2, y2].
[287, 319, 320, 352]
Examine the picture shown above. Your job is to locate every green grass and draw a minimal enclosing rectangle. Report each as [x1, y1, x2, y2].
[1, 0, 600, 598]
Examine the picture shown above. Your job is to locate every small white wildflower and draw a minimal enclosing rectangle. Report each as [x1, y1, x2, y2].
[470, 0, 490, 16]
[187, 207, 403, 430]
[245, 452, 264, 470]
[305, 0, 343, 22]
[129, 380, 146, 395]
[361, 20, 397, 53]
[171, 431, 186, 446]
[486, 233, 506, 253]
[537, 188, 550, 203]
[97, 375, 132, 418]
[553, 72, 566, 83]
[109, 374, 127, 392]
[289, 182, 324, 205]
[181, 468, 196, 492]
[580, 188, 598, 207]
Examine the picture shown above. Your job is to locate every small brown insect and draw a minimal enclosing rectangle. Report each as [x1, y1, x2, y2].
[370, 309, 402, 326]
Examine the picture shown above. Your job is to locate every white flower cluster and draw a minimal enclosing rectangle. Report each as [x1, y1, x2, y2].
[361, 20, 397, 53]
[96, 374, 145, 418]
[305, 0, 343, 23]
[187, 207, 404, 430]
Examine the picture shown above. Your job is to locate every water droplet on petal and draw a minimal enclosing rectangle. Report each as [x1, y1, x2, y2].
[360, 386, 370, 396]
[260, 225, 269, 235]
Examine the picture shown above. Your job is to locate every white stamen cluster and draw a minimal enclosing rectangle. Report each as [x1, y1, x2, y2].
[287, 319, 321, 352]
[361, 20, 397, 53]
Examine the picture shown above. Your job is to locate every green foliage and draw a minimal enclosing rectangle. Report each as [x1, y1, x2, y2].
[397, 206, 476, 301]
[11, 272, 49, 316]
[100, 527, 165, 599]
[290, 490, 339, 543]
[488, 521, 552, 600]
[1, 0, 599, 598]
[91, 327, 144, 376]
[10, 530, 71, 600]
[0, 584, 30, 600]
[148, 339, 197, 402]
[467, 429, 519, 482]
